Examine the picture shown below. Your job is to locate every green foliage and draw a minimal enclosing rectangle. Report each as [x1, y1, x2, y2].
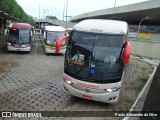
[0, 0, 29, 22]
[46, 16, 58, 20]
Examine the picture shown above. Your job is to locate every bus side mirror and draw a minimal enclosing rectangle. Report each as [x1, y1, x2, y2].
[56, 36, 69, 53]
[123, 41, 131, 64]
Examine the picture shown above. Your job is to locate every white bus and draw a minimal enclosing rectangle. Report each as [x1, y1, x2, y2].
[42, 26, 67, 54]
[6, 23, 33, 52]
[63, 19, 131, 103]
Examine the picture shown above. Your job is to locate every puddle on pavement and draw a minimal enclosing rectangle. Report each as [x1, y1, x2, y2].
[0, 61, 18, 74]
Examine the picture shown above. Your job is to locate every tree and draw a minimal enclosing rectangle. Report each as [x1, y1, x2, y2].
[0, 0, 29, 23]
[46, 16, 58, 20]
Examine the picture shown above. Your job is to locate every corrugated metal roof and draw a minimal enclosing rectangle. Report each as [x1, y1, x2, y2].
[0, 11, 21, 22]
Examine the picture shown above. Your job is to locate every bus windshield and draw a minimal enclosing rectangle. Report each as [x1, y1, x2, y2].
[19, 30, 30, 43]
[46, 31, 66, 46]
[64, 31, 126, 83]
[8, 29, 31, 44]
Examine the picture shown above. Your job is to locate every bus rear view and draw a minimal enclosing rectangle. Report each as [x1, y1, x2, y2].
[63, 19, 131, 103]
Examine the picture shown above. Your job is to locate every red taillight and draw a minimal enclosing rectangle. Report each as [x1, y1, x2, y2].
[123, 41, 131, 64]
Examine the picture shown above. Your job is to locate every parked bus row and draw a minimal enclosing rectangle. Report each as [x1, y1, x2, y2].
[4, 23, 69, 54]
[5, 19, 131, 104]
[5, 23, 33, 52]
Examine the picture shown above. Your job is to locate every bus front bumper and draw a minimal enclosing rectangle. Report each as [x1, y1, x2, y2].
[45, 47, 66, 54]
[63, 81, 120, 104]
[7, 45, 31, 52]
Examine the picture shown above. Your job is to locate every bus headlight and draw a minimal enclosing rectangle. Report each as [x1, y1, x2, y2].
[66, 80, 72, 84]
[63, 76, 72, 85]
[105, 87, 120, 93]
[21, 45, 26, 47]
[20, 44, 30, 48]
[25, 44, 31, 47]
[47, 40, 50, 44]
[64, 79, 72, 85]
[7, 43, 11, 46]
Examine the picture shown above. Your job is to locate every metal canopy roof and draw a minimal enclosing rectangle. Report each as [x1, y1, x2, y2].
[69, 0, 160, 25]
[0, 11, 21, 22]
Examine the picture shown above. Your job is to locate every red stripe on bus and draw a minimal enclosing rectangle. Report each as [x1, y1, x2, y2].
[72, 82, 105, 90]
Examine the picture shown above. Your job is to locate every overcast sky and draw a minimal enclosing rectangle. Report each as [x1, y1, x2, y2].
[15, 0, 149, 20]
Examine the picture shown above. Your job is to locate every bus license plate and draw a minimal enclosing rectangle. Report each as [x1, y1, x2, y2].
[16, 49, 21, 51]
[82, 95, 92, 100]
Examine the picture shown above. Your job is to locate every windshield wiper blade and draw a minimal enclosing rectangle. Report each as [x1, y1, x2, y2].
[75, 66, 84, 76]
[51, 34, 57, 46]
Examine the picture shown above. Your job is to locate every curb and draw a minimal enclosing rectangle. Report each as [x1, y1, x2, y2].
[123, 57, 159, 120]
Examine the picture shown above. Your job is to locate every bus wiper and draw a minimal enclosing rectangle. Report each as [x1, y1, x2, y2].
[75, 65, 90, 77]
[75, 67, 83, 76]
[51, 40, 56, 46]
[51, 34, 57, 46]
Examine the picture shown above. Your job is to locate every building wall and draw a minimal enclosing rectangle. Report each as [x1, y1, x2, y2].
[130, 40, 160, 59]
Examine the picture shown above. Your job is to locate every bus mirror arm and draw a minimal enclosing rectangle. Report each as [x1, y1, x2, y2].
[56, 36, 69, 53]
[123, 41, 131, 64]
[118, 42, 127, 63]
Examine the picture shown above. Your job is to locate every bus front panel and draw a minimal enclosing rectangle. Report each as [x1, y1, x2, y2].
[44, 31, 66, 54]
[7, 29, 32, 52]
[63, 30, 126, 103]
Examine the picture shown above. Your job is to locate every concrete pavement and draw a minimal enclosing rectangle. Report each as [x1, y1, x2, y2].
[0, 35, 154, 120]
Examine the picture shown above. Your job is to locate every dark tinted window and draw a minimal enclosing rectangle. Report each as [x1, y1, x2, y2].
[65, 31, 125, 83]
[8, 29, 19, 43]
[46, 31, 65, 46]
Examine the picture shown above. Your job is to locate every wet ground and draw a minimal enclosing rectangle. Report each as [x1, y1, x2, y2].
[0, 61, 18, 74]
[0, 35, 154, 120]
